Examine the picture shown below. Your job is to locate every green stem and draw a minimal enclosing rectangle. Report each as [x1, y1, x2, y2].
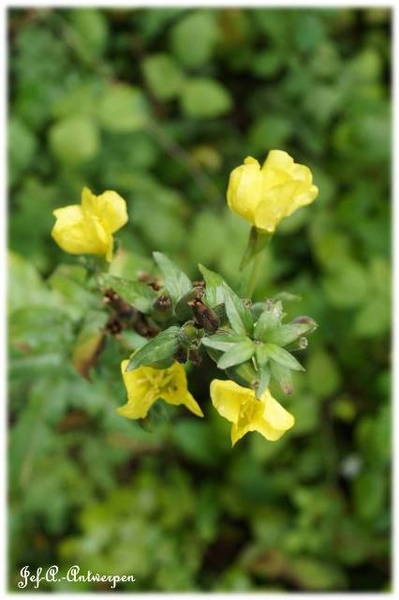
[243, 250, 264, 299]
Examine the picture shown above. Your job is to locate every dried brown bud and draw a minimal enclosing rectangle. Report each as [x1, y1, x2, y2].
[188, 298, 220, 332]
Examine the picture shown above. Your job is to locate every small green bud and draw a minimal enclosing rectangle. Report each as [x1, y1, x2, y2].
[179, 321, 202, 347]
[291, 315, 317, 333]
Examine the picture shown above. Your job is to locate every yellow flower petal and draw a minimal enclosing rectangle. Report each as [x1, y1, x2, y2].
[226, 150, 318, 232]
[118, 360, 203, 420]
[262, 389, 295, 431]
[83, 188, 129, 234]
[262, 149, 294, 171]
[210, 378, 295, 445]
[51, 205, 111, 256]
[160, 362, 204, 417]
[252, 389, 295, 441]
[210, 379, 248, 423]
[226, 158, 263, 224]
[118, 360, 157, 419]
[52, 187, 128, 261]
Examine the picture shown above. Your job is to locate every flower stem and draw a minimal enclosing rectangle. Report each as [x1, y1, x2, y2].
[243, 250, 264, 299]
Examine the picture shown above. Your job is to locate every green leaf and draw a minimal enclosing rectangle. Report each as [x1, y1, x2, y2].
[254, 344, 269, 366]
[72, 311, 108, 379]
[125, 326, 180, 371]
[255, 363, 272, 398]
[223, 284, 253, 335]
[266, 322, 315, 346]
[201, 332, 248, 352]
[249, 114, 292, 150]
[307, 348, 341, 397]
[142, 53, 185, 100]
[153, 252, 192, 304]
[10, 306, 74, 356]
[217, 339, 255, 370]
[49, 116, 99, 165]
[263, 343, 304, 371]
[269, 361, 294, 395]
[97, 84, 148, 132]
[68, 8, 108, 61]
[323, 260, 368, 308]
[100, 274, 157, 314]
[47, 264, 97, 320]
[198, 264, 224, 307]
[170, 11, 219, 68]
[254, 301, 283, 340]
[8, 117, 37, 186]
[8, 252, 54, 312]
[352, 470, 387, 521]
[51, 82, 99, 119]
[180, 78, 232, 118]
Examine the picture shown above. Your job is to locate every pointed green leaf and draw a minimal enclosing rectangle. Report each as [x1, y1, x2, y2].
[266, 323, 315, 346]
[254, 301, 284, 340]
[255, 364, 271, 398]
[255, 344, 270, 366]
[201, 332, 248, 352]
[198, 263, 224, 307]
[270, 361, 294, 394]
[100, 273, 156, 313]
[264, 343, 305, 371]
[223, 284, 253, 335]
[125, 326, 180, 370]
[153, 252, 192, 304]
[217, 339, 255, 370]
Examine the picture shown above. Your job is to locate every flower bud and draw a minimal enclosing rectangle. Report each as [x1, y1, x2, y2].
[227, 150, 318, 233]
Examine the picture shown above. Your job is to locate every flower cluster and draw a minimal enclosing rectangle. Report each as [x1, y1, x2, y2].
[52, 150, 318, 446]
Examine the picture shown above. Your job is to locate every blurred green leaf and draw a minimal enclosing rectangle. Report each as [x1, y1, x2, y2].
[323, 260, 368, 308]
[143, 53, 185, 100]
[180, 78, 232, 118]
[100, 273, 157, 313]
[307, 348, 341, 397]
[352, 470, 387, 521]
[49, 116, 99, 165]
[97, 84, 149, 132]
[8, 117, 37, 186]
[68, 8, 108, 61]
[170, 10, 219, 68]
[8, 252, 54, 312]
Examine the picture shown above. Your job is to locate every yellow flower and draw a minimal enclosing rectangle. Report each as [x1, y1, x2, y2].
[227, 150, 318, 233]
[210, 379, 294, 446]
[51, 187, 128, 262]
[118, 360, 204, 420]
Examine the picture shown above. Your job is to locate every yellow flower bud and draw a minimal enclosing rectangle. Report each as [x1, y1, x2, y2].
[51, 187, 128, 262]
[227, 150, 318, 233]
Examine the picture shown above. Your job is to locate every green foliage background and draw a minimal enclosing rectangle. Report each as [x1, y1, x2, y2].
[8, 7, 391, 592]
